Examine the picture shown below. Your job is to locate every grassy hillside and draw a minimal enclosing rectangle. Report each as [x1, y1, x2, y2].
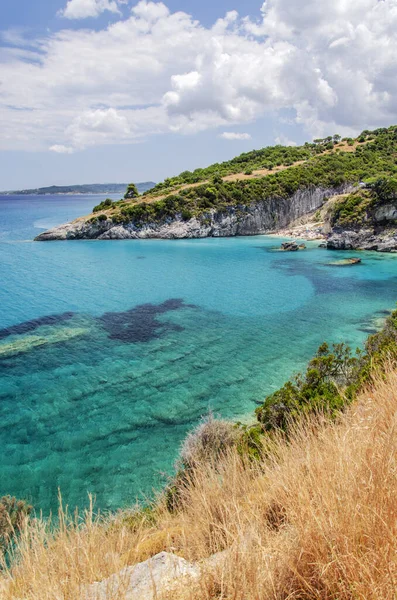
[89, 126, 397, 228]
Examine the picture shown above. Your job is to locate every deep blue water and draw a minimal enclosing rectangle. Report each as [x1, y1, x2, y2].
[1, 194, 396, 514]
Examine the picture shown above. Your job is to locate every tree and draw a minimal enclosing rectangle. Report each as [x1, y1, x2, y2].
[124, 183, 139, 200]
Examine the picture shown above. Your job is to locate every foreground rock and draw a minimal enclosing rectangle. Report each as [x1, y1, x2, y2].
[84, 552, 200, 600]
[35, 185, 352, 241]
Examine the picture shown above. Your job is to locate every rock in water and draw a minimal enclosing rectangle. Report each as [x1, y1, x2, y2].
[281, 241, 299, 251]
[84, 552, 200, 600]
[280, 241, 306, 251]
[328, 257, 362, 266]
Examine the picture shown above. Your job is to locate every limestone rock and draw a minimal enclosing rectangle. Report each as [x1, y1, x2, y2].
[84, 552, 200, 600]
[35, 184, 354, 242]
[326, 229, 397, 252]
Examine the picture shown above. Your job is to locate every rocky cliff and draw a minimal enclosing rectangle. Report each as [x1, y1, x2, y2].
[35, 184, 352, 241]
[326, 201, 397, 252]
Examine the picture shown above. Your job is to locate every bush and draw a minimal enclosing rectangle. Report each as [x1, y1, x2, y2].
[256, 342, 359, 433]
[97, 214, 108, 222]
[211, 174, 223, 185]
[255, 309, 397, 437]
[181, 209, 193, 221]
[93, 198, 114, 213]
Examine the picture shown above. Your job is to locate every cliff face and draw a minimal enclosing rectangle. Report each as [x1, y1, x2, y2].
[326, 201, 397, 252]
[35, 184, 351, 241]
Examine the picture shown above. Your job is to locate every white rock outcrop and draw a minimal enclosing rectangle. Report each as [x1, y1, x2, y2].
[84, 552, 200, 600]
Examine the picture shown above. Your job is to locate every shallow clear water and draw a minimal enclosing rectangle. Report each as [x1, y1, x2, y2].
[1, 194, 396, 514]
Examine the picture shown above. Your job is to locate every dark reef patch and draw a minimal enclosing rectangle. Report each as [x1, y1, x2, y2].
[98, 299, 196, 343]
[0, 312, 75, 340]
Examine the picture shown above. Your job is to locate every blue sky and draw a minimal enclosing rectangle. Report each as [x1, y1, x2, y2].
[0, 0, 264, 30]
[0, 0, 396, 189]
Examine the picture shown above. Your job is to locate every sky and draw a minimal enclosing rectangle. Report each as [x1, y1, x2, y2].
[1, 0, 397, 189]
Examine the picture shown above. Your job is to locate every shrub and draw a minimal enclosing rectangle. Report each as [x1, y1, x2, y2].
[93, 198, 114, 213]
[181, 209, 193, 221]
[97, 214, 108, 222]
[367, 176, 397, 203]
[204, 187, 218, 201]
[211, 174, 223, 185]
[255, 309, 397, 437]
[256, 342, 359, 433]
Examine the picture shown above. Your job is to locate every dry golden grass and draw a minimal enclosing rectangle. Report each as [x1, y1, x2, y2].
[2, 368, 397, 599]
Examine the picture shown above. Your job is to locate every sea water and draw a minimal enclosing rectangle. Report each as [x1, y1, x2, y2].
[0, 194, 396, 514]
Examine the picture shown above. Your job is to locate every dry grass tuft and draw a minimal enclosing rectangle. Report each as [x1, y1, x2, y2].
[2, 370, 397, 599]
[179, 413, 239, 470]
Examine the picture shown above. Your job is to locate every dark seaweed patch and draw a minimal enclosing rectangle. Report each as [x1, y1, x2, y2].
[0, 312, 75, 340]
[98, 299, 195, 343]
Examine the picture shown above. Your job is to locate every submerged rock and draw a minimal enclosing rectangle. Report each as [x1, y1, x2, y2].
[328, 257, 361, 266]
[0, 327, 88, 358]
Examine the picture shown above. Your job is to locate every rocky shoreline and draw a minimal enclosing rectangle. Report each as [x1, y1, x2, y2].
[35, 185, 351, 242]
[270, 226, 397, 252]
[325, 228, 397, 252]
[34, 182, 397, 252]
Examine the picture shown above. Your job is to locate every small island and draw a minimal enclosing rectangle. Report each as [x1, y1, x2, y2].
[2, 181, 155, 196]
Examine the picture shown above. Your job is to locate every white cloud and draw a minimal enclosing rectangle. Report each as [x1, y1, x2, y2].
[1, 0, 397, 153]
[220, 132, 251, 140]
[131, 1, 169, 21]
[274, 134, 297, 146]
[61, 0, 121, 19]
[49, 144, 74, 154]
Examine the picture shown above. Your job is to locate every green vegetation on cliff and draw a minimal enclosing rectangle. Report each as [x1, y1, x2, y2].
[331, 176, 397, 228]
[96, 126, 397, 228]
[144, 143, 323, 195]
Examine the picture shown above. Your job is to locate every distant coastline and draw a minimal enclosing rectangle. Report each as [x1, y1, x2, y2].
[1, 182, 156, 196]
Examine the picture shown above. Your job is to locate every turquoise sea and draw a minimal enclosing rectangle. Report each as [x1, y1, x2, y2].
[1, 194, 396, 514]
